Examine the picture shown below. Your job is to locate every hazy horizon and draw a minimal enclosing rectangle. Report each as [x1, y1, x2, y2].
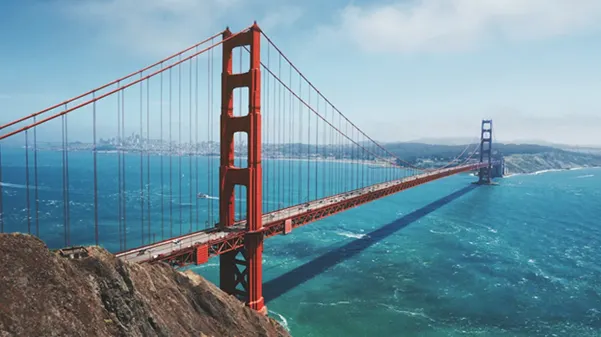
[2, 1, 601, 147]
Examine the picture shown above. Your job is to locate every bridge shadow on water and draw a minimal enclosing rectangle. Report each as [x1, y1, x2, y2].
[263, 184, 478, 303]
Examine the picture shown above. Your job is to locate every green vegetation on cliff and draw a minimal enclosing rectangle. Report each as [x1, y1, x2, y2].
[504, 151, 601, 175]
[383, 142, 601, 174]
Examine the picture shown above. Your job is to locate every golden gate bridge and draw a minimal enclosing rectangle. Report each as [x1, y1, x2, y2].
[0, 22, 502, 315]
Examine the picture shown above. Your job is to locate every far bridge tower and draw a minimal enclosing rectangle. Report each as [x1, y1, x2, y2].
[477, 119, 504, 184]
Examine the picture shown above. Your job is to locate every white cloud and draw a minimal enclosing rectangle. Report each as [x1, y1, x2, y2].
[61, 0, 303, 57]
[324, 0, 601, 53]
[62, 0, 239, 57]
[260, 5, 304, 32]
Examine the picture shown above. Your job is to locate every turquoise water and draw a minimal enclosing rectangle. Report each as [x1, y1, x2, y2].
[1, 148, 600, 336]
[192, 168, 601, 336]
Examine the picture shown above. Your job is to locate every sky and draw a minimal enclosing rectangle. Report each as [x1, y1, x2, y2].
[1, 0, 601, 146]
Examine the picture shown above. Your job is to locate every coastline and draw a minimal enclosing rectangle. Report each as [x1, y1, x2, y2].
[45, 148, 401, 168]
[503, 166, 600, 178]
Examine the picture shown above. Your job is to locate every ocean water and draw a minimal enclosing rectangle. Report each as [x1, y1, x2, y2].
[1, 147, 600, 336]
[191, 168, 601, 336]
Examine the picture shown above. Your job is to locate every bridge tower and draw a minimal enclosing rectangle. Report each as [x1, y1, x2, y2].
[478, 119, 493, 184]
[219, 23, 266, 314]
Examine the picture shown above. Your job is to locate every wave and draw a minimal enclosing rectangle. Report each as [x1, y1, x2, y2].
[531, 169, 565, 175]
[429, 228, 461, 235]
[0, 182, 29, 189]
[336, 230, 368, 239]
[301, 300, 352, 307]
[505, 168, 584, 178]
[0, 182, 51, 190]
[173, 202, 193, 206]
[576, 174, 594, 179]
[379, 304, 435, 322]
[268, 310, 290, 332]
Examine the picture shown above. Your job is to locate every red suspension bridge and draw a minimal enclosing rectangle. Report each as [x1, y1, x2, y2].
[0, 23, 502, 314]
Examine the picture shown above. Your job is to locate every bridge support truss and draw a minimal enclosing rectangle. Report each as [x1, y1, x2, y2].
[219, 23, 266, 314]
[478, 119, 493, 184]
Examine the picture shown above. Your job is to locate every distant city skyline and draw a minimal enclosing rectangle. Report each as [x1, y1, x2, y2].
[2, 1, 601, 146]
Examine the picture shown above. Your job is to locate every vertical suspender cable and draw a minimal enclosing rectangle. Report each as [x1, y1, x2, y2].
[25, 129, 31, 234]
[329, 104, 333, 195]
[65, 104, 71, 245]
[62, 113, 67, 246]
[264, 45, 270, 213]
[66, 106, 71, 245]
[347, 121, 351, 191]
[189, 57, 193, 233]
[307, 88, 310, 202]
[278, 53, 282, 210]
[297, 74, 302, 205]
[210, 46, 216, 224]
[362, 134, 365, 188]
[315, 95, 318, 199]
[354, 128, 358, 189]
[93, 94, 99, 245]
[169, 67, 173, 238]
[146, 77, 151, 242]
[205, 45, 210, 227]
[178, 59, 183, 235]
[117, 89, 123, 250]
[270, 47, 276, 213]
[194, 47, 199, 230]
[33, 116, 39, 237]
[140, 74, 145, 245]
[352, 128, 360, 188]
[288, 64, 293, 211]
[342, 121, 346, 192]
[206, 45, 212, 227]
[322, 99, 326, 195]
[121, 89, 126, 249]
[160, 67, 165, 240]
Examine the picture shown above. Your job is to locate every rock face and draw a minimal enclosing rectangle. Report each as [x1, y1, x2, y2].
[504, 151, 601, 175]
[0, 234, 290, 337]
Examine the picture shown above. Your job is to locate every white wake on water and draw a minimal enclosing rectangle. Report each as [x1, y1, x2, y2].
[378, 304, 435, 322]
[0, 182, 49, 190]
[0, 182, 28, 189]
[335, 230, 368, 239]
[429, 228, 461, 235]
[301, 300, 352, 307]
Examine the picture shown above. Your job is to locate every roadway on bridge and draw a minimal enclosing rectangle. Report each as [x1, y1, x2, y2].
[117, 166, 474, 264]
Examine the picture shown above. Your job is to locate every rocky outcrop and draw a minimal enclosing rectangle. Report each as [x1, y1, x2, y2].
[504, 151, 601, 175]
[0, 233, 290, 337]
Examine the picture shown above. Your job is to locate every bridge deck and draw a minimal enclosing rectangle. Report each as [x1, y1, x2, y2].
[117, 163, 486, 265]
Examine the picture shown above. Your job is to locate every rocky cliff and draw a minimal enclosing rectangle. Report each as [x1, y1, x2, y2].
[503, 150, 601, 175]
[0, 233, 290, 337]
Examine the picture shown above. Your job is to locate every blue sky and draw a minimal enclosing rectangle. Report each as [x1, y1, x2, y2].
[1, 0, 601, 146]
